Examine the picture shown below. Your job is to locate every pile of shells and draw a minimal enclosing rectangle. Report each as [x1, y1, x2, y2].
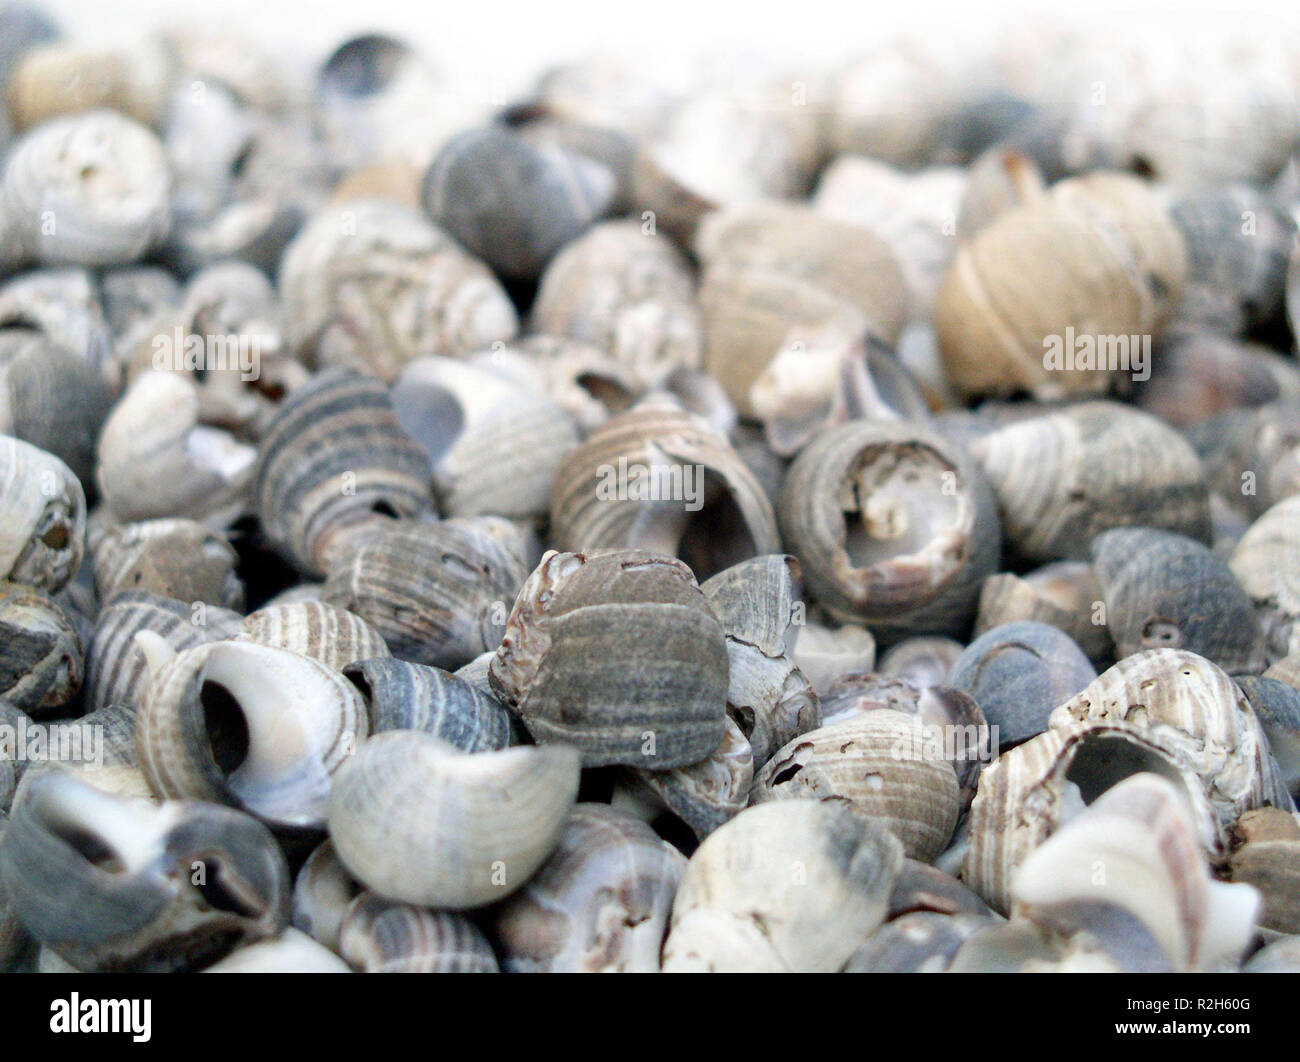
[2, 7, 1300, 976]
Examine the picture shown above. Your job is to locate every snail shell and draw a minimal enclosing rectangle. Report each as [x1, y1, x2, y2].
[202, 928, 351, 973]
[91, 518, 243, 610]
[844, 910, 993, 973]
[1190, 402, 1300, 523]
[254, 369, 434, 577]
[812, 156, 966, 321]
[949, 621, 1097, 748]
[1236, 677, 1300, 798]
[83, 591, 242, 715]
[339, 892, 498, 973]
[975, 561, 1113, 667]
[490, 804, 685, 972]
[662, 800, 904, 973]
[1230, 496, 1300, 662]
[778, 420, 1001, 642]
[290, 839, 361, 954]
[550, 395, 780, 584]
[135, 636, 370, 832]
[972, 401, 1212, 563]
[422, 125, 617, 282]
[0, 436, 84, 595]
[877, 636, 965, 689]
[0, 332, 114, 490]
[321, 517, 529, 670]
[1169, 185, 1296, 337]
[390, 355, 579, 522]
[342, 657, 513, 753]
[0, 581, 81, 717]
[617, 717, 753, 840]
[6, 37, 173, 129]
[1, 111, 171, 267]
[326, 730, 580, 909]
[752, 710, 962, 863]
[935, 171, 1187, 398]
[489, 549, 729, 769]
[530, 219, 703, 389]
[1013, 773, 1260, 971]
[0, 770, 289, 972]
[278, 200, 518, 378]
[0, 268, 114, 386]
[236, 601, 389, 673]
[1092, 527, 1265, 673]
[791, 620, 877, 699]
[96, 371, 256, 526]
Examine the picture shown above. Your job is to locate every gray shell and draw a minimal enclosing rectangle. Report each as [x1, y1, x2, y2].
[339, 892, 499, 973]
[843, 911, 993, 973]
[0, 581, 81, 717]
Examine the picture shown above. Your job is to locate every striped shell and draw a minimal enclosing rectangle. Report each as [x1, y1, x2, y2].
[339, 893, 498, 973]
[254, 369, 434, 576]
[1230, 495, 1300, 662]
[237, 601, 390, 672]
[0, 436, 85, 594]
[0, 581, 81, 717]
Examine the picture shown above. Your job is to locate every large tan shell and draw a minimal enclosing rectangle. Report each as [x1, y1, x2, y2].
[812, 157, 966, 320]
[490, 804, 685, 972]
[752, 710, 962, 863]
[778, 419, 1001, 641]
[96, 372, 256, 526]
[972, 401, 1212, 563]
[0, 436, 85, 594]
[6, 38, 173, 129]
[530, 219, 702, 388]
[135, 637, 370, 831]
[935, 171, 1187, 398]
[662, 800, 904, 973]
[549, 395, 780, 583]
[326, 730, 580, 909]
[278, 200, 518, 380]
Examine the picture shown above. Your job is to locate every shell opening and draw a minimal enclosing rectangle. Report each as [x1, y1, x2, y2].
[1064, 734, 1192, 807]
[200, 680, 252, 775]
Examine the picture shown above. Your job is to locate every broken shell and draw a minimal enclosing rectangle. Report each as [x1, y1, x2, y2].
[791, 621, 877, 699]
[490, 804, 685, 972]
[342, 657, 513, 752]
[91, 518, 243, 610]
[1226, 808, 1300, 935]
[321, 517, 529, 670]
[1230, 495, 1300, 662]
[278, 200, 518, 378]
[254, 369, 434, 576]
[1235, 676, 1300, 798]
[752, 710, 962, 863]
[339, 892, 498, 973]
[0, 435, 85, 594]
[96, 371, 256, 525]
[1, 110, 171, 267]
[972, 401, 1212, 563]
[877, 636, 965, 689]
[489, 549, 729, 769]
[1169, 185, 1296, 338]
[0, 331, 114, 489]
[618, 717, 754, 840]
[202, 928, 351, 973]
[935, 171, 1186, 398]
[1013, 773, 1260, 971]
[422, 126, 616, 282]
[237, 602, 390, 673]
[390, 355, 579, 522]
[778, 419, 1001, 642]
[550, 396, 780, 583]
[291, 839, 361, 954]
[975, 561, 1113, 666]
[530, 219, 702, 388]
[949, 621, 1097, 747]
[83, 591, 241, 715]
[842, 911, 992, 973]
[1093, 526, 1265, 673]
[662, 800, 904, 973]
[0, 770, 289, 972]
[0, 581, 81, 717]
[509, 335, 641, 435]
[326, 730, 580, 909]
[135, 637, 370, 831]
